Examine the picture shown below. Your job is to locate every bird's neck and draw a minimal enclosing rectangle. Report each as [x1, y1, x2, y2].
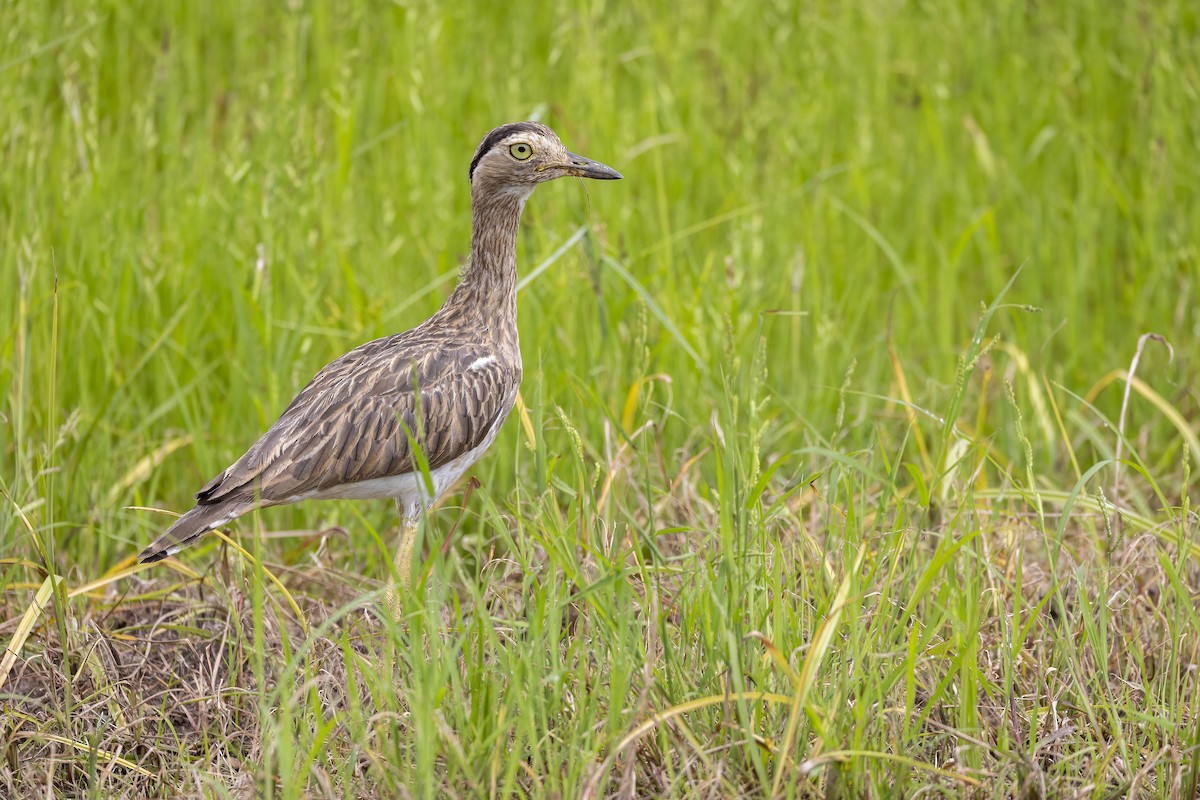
[445, 187, 529, 347]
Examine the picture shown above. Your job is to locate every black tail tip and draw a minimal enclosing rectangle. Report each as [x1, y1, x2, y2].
[138, 549, 169, 564]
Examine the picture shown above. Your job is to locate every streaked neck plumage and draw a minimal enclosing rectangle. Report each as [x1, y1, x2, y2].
[442, 184, 530, 354]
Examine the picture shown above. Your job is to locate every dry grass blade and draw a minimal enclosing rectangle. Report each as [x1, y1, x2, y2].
[581, 691, 795, 800]
[0, 557, 48, 576]
[18, 732, 157, 780]
[210, 529, 308, 632]
[1084, 368, 1199, 464]
[888, 345, 933, 474]
[1111, 334, 1173, 505]
[745, 631, 800, 688]
[0, 574, 61, 693]
[66, 558, 173, 598]
[514, 390, 537, 449]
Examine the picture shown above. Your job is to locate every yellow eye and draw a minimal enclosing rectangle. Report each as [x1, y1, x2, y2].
[509, 142, 533, 161]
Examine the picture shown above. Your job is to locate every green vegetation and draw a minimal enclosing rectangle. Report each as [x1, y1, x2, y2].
[2, 0, 1198, 796]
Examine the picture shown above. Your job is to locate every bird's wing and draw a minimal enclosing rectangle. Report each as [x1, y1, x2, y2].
[194, 332, 520, 506]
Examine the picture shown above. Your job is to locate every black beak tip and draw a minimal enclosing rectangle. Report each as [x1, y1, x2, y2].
[567, 152, 623, 180]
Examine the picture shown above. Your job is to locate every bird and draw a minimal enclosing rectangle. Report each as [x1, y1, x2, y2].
[137, 121, 622, 614]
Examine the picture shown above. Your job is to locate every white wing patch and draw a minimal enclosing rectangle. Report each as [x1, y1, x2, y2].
[467, 355, 496, 371]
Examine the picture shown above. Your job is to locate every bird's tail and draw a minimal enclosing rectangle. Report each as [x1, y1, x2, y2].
[138, 503, 244, 563]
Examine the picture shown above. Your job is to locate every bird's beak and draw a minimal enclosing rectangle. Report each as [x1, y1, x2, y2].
[559, 152, 623, 180]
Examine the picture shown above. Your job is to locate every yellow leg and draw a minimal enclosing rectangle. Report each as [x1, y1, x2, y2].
[385, 517, 419, 620]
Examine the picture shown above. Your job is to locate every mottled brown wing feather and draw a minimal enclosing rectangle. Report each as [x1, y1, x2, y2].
[195, 330, 519, 506]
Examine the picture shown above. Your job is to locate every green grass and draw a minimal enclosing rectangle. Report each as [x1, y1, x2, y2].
[2, 0, 1199, 796]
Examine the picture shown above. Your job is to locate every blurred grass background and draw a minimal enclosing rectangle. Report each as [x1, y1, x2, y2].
[2, 0, 1198, 797]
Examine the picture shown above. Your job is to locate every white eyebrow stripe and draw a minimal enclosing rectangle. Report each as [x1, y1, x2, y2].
[467, 356, 496, 371]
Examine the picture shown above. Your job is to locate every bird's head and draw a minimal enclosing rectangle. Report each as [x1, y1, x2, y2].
[469, 121, 622, 197]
